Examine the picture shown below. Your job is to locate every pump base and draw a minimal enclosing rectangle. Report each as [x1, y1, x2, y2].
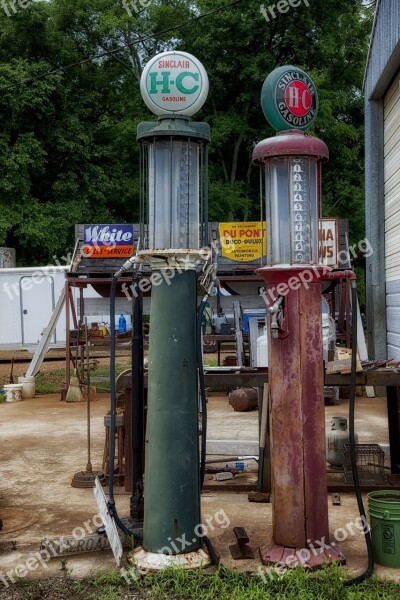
[71, 470, 106, 488]
[259, 544, 345, 570]
[129, 547, 212, 572]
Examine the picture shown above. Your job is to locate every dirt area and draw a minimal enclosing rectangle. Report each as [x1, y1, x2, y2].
[1, 388, 399, 594]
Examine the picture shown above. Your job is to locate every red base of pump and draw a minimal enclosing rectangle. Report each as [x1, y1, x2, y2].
[259, 544, 346, 570]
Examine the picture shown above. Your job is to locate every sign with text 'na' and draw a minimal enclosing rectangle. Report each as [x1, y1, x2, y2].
[319, 219, 339, 267]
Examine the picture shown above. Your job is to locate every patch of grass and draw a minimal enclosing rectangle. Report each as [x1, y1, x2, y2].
[33, 363, 129, 395]
[146, 565, 400, 600]
[203, 357, 219, 367]
[35, 369, 65, 394]
[3, 566, 400, 600]
[91, 564, 400, 600]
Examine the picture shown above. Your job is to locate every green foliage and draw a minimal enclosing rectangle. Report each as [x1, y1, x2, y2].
[0, 0, 373, 264]
[177, 0, 372, 241]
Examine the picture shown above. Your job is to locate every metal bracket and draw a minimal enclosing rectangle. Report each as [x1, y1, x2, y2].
[229, 527, 254, 559]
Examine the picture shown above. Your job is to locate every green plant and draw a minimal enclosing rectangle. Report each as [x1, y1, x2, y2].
[35, 369, 65, 394]
[60, 558, 71, 579]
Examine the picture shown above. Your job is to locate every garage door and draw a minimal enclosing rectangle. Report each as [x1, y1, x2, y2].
[384, 72, 400, 360]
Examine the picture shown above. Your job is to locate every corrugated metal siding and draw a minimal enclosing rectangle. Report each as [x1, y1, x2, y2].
[384, 73, 400, 280]
[365, 0, 400, 359]
[384, 76, 400, 360]
[365, 0, 400, 100]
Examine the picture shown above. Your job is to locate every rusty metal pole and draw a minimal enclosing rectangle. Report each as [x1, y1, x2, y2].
[257, 268, 329, 550]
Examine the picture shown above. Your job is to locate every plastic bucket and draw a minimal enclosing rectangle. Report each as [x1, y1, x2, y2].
[368, 490, 400, 568]
[4, 384, 23, 403]
[17, 376, 36, 399]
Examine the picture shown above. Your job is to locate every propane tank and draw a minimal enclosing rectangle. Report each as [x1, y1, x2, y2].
[326, 416, 358, 467]
[256, 327, 268, 367]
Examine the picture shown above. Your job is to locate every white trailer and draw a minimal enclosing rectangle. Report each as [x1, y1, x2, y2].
[0, 266, 137, 351]
[0, 266, 69, 350]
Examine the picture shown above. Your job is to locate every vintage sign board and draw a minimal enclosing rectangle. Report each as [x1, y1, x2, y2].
[218, 220, 339, 266]
[219, 222, 267, 263]
[319, 218, 339, 267]
[40, 532, 130, 558]
[140, 51, 209, 116]
[261, 65, 319, 132]
[94, 476, 123, 566]
[83, 224, 134, 259]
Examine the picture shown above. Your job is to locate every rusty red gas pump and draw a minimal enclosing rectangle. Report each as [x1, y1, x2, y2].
[254, 66, 345, 567]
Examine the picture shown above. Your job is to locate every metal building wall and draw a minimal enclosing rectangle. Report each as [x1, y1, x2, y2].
[384, 73, 400, 360]
[364, 0, 400, 359]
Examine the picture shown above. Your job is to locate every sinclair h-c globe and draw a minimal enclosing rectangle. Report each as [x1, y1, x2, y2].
[140, 51, 209, 117]
[255, 66, 328, 267]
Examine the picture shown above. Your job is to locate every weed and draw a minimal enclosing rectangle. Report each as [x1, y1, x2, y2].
[60, 558, 71, 579]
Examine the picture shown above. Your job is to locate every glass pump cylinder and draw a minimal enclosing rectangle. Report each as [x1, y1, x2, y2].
[148, 139, 199, 249]
[138, 117, 210, 252]
[253, 131, 329, 267]
[267, 155, 318, 265]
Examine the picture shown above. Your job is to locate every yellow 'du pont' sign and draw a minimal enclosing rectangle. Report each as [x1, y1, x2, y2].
[219, 222, 267, 262]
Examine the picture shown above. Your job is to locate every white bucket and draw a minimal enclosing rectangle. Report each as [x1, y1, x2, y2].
[4, 384, 23, 402]
[17, 376, 36, 399]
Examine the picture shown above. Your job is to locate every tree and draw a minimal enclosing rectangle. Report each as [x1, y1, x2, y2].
[176, 0, 372, 242]
[0, 0, 373, 264]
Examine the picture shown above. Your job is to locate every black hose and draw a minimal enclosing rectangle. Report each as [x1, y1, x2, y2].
[131, 275, 144, 518]
[197, 299, 207, 489]
[343, 280, 374, 586]
[109, 275, 143, 541]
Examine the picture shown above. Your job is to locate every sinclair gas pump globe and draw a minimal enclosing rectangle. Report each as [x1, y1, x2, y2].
[138, 51, 210, 255]
[254, 66, 328, 267]
[140, 50, 209, 117]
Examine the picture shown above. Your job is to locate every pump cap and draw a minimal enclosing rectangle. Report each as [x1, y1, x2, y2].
[253, 130, 329, 163]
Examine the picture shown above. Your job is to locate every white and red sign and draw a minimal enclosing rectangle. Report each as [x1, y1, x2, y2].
[319, 219, 339, 267]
